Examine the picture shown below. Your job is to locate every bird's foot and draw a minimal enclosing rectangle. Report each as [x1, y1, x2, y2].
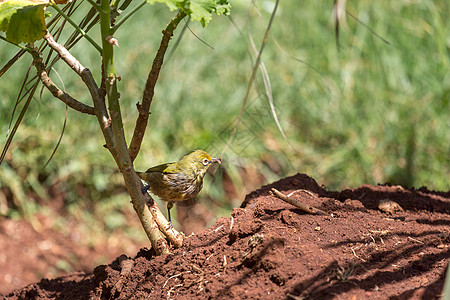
[164, 221, 174, 231]
[141, 184, 150, 194]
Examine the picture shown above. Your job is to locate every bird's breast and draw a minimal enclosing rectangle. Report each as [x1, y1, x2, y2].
[147, 171, 203, 202]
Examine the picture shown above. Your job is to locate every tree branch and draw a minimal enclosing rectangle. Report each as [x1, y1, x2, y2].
[31, 51, 95, 115]
[128, 10, 187, 162]
[146, 197, 183, 248]
[94, 71, 117, 158]
[43, 31, 100, 104]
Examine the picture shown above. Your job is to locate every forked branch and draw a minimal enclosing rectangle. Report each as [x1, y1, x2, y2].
[31, 50, 95, 115]
[43, 31, 100, 104]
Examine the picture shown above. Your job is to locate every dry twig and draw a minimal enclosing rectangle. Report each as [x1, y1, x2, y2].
[271, 188, 326, 215]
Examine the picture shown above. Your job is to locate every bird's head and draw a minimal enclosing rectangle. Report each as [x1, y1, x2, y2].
[179, 150, 222, 177]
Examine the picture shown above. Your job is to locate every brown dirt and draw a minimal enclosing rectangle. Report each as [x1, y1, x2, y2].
[3, 173, 450, 299]
[0, 212, 144, 295]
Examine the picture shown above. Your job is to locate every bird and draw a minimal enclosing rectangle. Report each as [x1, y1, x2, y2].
[137, 150, 222, 225]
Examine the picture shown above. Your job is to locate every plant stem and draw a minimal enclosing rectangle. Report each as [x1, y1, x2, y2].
[85, 0, 102, 12]
[99, 0, 169, 255]
[0, 35, 32, 52]
[112, 0, 147, 33]
[49, 1, 102, 53]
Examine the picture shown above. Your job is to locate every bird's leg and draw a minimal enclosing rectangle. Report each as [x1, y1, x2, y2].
[165, 201, 174, 230]
[141, 182, 151, 194]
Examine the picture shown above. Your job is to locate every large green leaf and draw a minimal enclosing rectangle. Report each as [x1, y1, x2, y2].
[146, 0, 230, 27]
[0, 0, 48, 44]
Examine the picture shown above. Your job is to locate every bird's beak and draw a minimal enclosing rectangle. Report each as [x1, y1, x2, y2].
[210, 157, 222, 164]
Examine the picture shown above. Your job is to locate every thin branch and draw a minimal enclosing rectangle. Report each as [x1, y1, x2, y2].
[43, 31, 87, 76]
[43, 105, 68, 168]
[221, 0, 279, 156]
[128, 10, 187, 162]
[184, 19, 214, 50]
[31, 50, 95, 114]
[0, 81, 39, 166]
[166, 19, 189, 61]
[146, 197, 183, 248]
[43, 31, 100, 106]
[85, 0, 102, 12]
[0, 50, 26, 79]
[346, 11, 390, 45]
[112, 0, 147, 32]
[247, 31, 289, 144]
[0, 35, 32, 52]
[7, 65, 33, 137]
[271, 188, 327, 215]
[49, 1, 102, 53]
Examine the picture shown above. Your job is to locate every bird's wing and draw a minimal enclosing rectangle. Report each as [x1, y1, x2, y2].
[145, 162, 178, 174]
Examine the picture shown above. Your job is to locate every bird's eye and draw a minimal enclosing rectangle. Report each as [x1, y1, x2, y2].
[202, 158, 209, 166]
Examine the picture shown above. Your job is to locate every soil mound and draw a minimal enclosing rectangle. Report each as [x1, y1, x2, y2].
[5, 173, 450, 299]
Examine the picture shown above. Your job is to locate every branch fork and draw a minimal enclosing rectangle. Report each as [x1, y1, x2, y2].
[28, 7, 188, 255]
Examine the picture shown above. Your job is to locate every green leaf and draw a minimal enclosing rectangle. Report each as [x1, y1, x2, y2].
[146, 0, 230, 27]
[182, 0, 215, 27]
[0, 0, 48, 44]
[146, 0, 178, 11]
[214, 0, 231, 16]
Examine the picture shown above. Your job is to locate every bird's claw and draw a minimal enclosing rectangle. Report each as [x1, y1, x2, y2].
[164, 222, 174, 231]
[141, 184, 150, 194]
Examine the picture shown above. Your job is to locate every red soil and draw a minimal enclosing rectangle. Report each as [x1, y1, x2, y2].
[3, 173, 450, 299]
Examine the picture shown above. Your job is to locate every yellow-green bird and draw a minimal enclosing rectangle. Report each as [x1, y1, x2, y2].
[137, 150, 222, 224]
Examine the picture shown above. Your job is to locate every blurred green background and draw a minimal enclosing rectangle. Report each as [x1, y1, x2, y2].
[0, 0, 449, 240]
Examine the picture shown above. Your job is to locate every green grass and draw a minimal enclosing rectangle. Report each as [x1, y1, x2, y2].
[0, 0, 448, 230]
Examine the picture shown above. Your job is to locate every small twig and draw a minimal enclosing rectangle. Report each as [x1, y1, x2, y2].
[221, 0, 280, 157]
[167, 284, 184, 300]
[287, 189, 316, 198]
[112, 0, 147, 32]
[351, 246, 367, 262]
[287, 294, 304, 300]
[0, 81, 39, 166]
[0, 35, 32, 52]
[408, 237, 424, 244]
[191, 264, 204, 274]
[163, 271, 191, 288]
[346, 10, 390, 45]
[85, 0, 102, 12]
[271, 188, 326, 215]
[49, 1, 102, 53]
